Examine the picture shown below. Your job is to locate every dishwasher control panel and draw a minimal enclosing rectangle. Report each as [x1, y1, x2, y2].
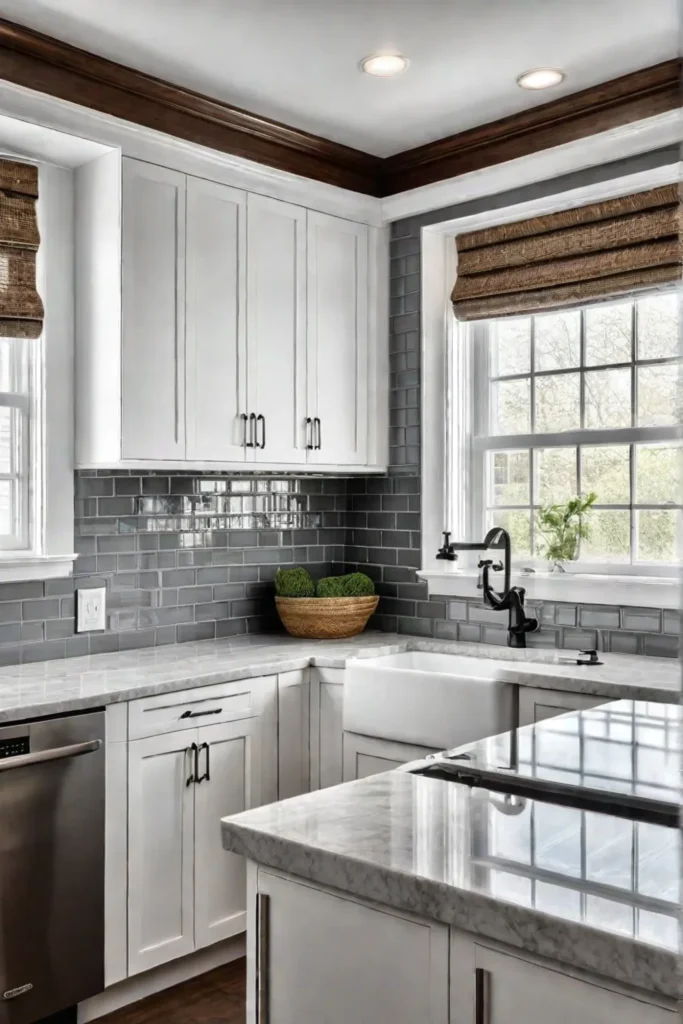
[0, 736, 29, 758]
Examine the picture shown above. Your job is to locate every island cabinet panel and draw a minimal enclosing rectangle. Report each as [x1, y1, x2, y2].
[517, 686, 608, 727]
[127, 675, 277, 975]
[309, 668, 344, 790]
[343, 731, 438, 781]
[255, 870, 449, 1024]
[449, 933, 676, 1024]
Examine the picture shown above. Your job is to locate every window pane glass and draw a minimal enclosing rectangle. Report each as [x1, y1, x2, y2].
[0, 480, 14, 536]
[490, 317, 530, 377]
[584, 367, 632, 429]
[0, 406, 23, 476]
[534, 310, 580, 371]
[580, 509, 630, 562]
[636, 509, 679, 563]
[491, 378, 530, 434]
[0, 336, 29, 394]
[637, 365, 680, 427]
[489, 450, 529, 505]
[637, 294, 680, 360]
[535, 373, 580, 432]
[636, 444, 679, 505]
[535, 447, 577, 505]
[581, 445, 630, 504]
[585, 301, 632, 366]
[487, 508, 531, 558]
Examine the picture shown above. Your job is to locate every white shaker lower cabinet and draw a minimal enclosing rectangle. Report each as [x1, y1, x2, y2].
[449, 933, 676, 1023]
[517, 686, 608, 727]
[252, 869, 449, 1024]
[309, 668, 344, 790]
[127, 676, 277, 976]
[306, 211, 369, 466]
[343, 732, 437, 781]
[277, 671, 310, 800]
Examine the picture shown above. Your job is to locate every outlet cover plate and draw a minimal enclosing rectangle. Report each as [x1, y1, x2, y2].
[76, 587, 106, 633]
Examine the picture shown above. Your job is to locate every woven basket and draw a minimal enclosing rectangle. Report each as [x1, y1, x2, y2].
[275, 595, 379, 640]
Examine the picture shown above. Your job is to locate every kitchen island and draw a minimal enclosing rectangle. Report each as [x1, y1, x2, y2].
[222, 700, 679, 1023]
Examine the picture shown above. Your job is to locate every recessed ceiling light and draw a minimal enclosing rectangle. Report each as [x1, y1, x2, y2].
[517, 68, 565, 90]
[360, 53, 409, 78]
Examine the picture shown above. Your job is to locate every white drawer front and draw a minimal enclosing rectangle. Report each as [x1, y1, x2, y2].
[128, 677, 270, 739]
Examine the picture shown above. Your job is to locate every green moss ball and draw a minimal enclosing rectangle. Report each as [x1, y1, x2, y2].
[274, 567, 315, 598]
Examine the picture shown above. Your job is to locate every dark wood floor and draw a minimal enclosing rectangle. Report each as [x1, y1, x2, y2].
[101, 960, 246, 1024]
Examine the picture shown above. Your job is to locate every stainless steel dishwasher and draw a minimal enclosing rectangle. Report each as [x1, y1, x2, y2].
[0, 709, 105, 1024]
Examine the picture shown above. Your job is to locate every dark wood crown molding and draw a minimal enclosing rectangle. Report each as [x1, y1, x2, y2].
[0, 17, 382, 195]
[0, 17, 678, 199]
[380, 60, 682, 196]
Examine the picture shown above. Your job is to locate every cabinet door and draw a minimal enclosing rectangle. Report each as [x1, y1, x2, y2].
[518, 686, 607, 727]
[128, 730, 196, 975]
[194, 716, 264, 949]
[186, 176, 248, 462]
[122, 159, 186, 460]
[343, 732, 436, 782]
[257, 870, 449, 1024]
[310, 672, 344, 790]
[278, 671, 310, 800]
[307, 212, 368, 466]
[247, 194, 307, 464]
[450, 937, 676, 1024]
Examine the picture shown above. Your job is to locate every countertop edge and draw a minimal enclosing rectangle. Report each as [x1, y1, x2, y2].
[220, 818, 677, 1001]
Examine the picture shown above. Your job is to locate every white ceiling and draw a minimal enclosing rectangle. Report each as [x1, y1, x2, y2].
[0, 0, 678, 157]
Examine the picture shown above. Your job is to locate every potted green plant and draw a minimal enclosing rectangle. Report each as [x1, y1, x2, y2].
[274, 567, 379, 639]
[537, 493, 597, 572]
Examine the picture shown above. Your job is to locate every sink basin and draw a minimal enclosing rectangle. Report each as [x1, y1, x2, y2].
[343, 651, 515, 750]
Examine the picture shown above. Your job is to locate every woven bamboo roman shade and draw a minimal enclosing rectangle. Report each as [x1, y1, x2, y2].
[0, 159, 43, 339]
[451, 184, 682, 321]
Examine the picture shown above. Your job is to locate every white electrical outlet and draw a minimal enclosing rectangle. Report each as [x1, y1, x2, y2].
[76, 587, 107, 633]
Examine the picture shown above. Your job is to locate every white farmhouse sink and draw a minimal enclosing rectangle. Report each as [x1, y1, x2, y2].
[343, 651, 515, 750]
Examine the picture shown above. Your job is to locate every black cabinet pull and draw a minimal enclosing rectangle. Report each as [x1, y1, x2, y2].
[305, 416, 314, 449]
[257, 414, 266, 450]
[186, 742, 198, 787]
[197, 741, 210, 783]
[314, 417, 322, 450]
[180, 707, 222, 719]
[240, 413, 249, 447]
[246, 413, 256, 448]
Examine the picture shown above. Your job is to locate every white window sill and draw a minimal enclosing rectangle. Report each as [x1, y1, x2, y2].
[418, 568, 680, 610]
[0, 554, 77, 583]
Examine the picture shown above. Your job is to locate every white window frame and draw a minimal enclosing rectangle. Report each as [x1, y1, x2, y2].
[419, 164, 682, 610]
[0, 158, 76, 581]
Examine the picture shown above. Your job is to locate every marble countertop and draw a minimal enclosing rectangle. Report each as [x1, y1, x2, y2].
[0, 632, 677, 723]
[221, 770, 678, 998]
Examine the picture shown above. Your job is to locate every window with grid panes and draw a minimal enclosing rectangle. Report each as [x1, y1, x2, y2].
[471, 292, 681, 570]
[0, 336, 31, 550]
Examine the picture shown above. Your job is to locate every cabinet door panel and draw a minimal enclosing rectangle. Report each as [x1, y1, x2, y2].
[307, 212, 368, 466]
[128, 730, 196, 975]
[258, 871, 449, 1024]
[247, 195, 306, 464]
[278, 671, 310, 800]
[122, 160, 185, 460]
[343, 733, 436, 782]
[186, 176, 247, 462]
[518, 686, 606, 727]
[194, 717, 263, 948]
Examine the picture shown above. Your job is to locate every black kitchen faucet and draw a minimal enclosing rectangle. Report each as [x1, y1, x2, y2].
[436, 527, 539, 648]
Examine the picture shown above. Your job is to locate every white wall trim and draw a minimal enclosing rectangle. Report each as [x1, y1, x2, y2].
[0, 78, 381, 226]
[420, 161, 682, 606]
[381, 110, 683, 222]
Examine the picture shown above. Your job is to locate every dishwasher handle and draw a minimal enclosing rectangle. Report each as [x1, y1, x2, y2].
[0, 738, 102, 773]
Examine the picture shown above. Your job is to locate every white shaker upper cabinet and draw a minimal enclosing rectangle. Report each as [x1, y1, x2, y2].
[121, 160, 186, 461]
[246, 194, 307, 465]
[185, 177, 248, 462]
[307, 212, 369, 466]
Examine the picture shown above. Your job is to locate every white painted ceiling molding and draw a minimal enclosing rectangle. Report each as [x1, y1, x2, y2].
[0, 78, 382, 226]
[420, 158, 683, 608]
[381, 109, 683, 222]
